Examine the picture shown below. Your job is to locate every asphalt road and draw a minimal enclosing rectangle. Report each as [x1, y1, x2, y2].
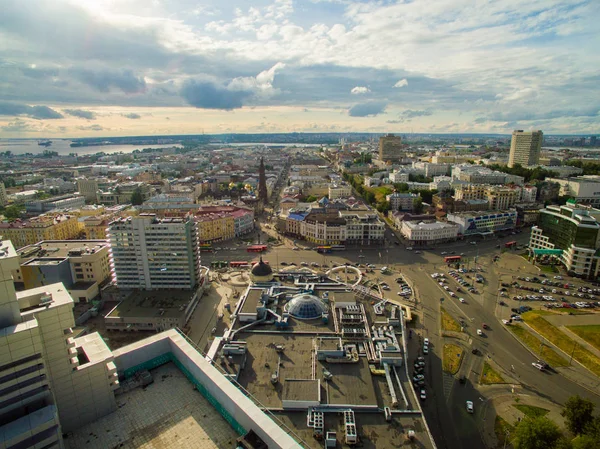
[201, 229, 600, 449]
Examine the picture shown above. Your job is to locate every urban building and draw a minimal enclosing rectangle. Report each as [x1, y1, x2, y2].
[328, 182, 352, 199]
[508, 130, 543, 168]
[10, 190, 39, 202]
[302, 212, 346, 245]
[387, 192, 419, 212]
[546, 176, 600, 207]
[0, 240, 118, 446]
[339, 210, 386, 245]
[529, 203, 600, 278]
[108, 214, 201, 290]
[97, 182, 152, 206]
[454, 184, 521, 210]
[452, 164, 524, 185]
[76, 178, 99, 202]
[13, 240, 111, 301]
[194, 206, 254, 242]
[447, 210, 517, 235]
[378, 134, 404, 162]
[0, 181, 8, 207]
[0, 213, 81, 249]
[400, 221, 459, 245]
[25, 194, 86, 214]
[389, 171, 410, 183]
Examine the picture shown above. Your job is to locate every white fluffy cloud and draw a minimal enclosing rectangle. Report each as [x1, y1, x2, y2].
[350, 86, 370, 95]
[394, 79, 408, 88]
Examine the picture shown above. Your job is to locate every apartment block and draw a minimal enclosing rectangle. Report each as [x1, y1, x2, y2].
[328, 182, 352, 200]
[13, 240, 111, 301]
[387, 192, 419, 212]
[76, 178, 99, 202]
[378, 134, 404, 162]
[508, 130, 543, 168]
[0, 240, 117, 447]
[108, 214, 201, 290]
[0, 214, 82, 249]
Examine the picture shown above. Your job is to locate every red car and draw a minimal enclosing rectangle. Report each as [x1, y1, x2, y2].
[482, 323, 489, 329]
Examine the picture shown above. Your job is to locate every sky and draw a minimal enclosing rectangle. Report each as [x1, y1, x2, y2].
[0, 0, 599, 138]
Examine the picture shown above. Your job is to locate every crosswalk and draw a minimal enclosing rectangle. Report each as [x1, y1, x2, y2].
[442, 373, 455, 399]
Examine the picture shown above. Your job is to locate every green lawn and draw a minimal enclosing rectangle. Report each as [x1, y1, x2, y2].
[539, 265, 559, 273]
[522, 312, 600, 377]
[567, 325, 600, 352]
[442, 344, 464, 375]
[480, 361, 506, 385]
[441, 308, 462, 333]
[508, 325, 568, 367]
[554, 308, 591, 315]
[513, 404, 549, 419]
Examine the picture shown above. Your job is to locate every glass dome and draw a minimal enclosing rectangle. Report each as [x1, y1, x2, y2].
[284, 294, 328, 320]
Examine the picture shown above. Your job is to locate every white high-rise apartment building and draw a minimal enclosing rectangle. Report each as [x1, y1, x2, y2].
[0, 240, 117, 447]
[108, 214, 201, 290]
[508, 130, 543, 168]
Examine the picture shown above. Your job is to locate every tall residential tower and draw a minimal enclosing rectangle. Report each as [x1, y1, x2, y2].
[108, 214, 201, 290]
[508, 130, 543, 168]
[378, 134, 404, 163]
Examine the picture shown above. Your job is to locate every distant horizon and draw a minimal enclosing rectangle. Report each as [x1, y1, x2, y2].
[1, 131, 598, 141]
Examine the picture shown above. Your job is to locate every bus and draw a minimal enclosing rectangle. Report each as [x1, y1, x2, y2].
[200, 244, 213, 252]
[247, 245, 267, 253]
[505, 241, 517, 249]
[331, 245, 346, 251]
[317, 246, 332, 253]
[444, 256, 462, 263]
[229, 261, 250, 268]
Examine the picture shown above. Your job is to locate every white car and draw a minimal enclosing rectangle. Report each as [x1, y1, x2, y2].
[459, 298, 466, 303]
[476, 329, 483, 336]
[407, 247, 413, 251]
[424, 338, 429, 346]
[466, 401, 474, 413]
[502, 319, 511, 325]
[420, 389, 427, 401]
[554, 275, 563, 280]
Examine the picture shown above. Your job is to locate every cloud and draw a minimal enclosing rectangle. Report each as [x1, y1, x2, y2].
[180, 80, 252, 110]
[348, 102, 387, 117]
[122, 113, 142, 119]
[402, 109, 433, 118]
[350, 86, 370, 95]
[71, 68, 147, 93]
[0, 101, 63, 119]
[76, 124, 104, 131]
[63, 109, 96, 119]
[228, 62, 285, 97]
[394, 79, 408, 88]
[1, 118, 37, 132]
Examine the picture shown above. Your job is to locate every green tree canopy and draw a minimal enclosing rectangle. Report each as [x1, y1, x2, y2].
[3, 205, 24, 221]
[413, 197, 424, 214]
[562, 395, 596, 435]
[515, 417, 563, 449]
[393, 182, 410, 192]
[305, 195, 318, 203]
[130, 188, 144, 205]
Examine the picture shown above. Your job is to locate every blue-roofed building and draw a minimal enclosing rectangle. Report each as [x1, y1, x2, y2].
[281, 211, 308, 238]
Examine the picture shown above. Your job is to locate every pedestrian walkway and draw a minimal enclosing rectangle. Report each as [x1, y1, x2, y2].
[481, 393, 565, 449]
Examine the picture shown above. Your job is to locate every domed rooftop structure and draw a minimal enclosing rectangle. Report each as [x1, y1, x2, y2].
[250, 257, 274, 282]
[284, 293, 328, 320]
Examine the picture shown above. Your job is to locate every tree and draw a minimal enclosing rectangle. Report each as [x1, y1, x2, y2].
[393, 182, 410, 192]
[562, 395, 596, 435]
[572, 434, 598, 449]
[514, 417, 563, 449]
[413, 197, 424, 214]
[376, 201, 391, 213]
[305, 195, 318, 203]
[130, 188, 144, 205]
[3, 205, 23, 221]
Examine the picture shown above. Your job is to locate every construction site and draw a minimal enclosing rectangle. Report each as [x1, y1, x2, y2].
[204, 265, 435, 449]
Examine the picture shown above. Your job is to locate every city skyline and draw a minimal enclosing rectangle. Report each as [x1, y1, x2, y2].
[1, 0, 599, 138]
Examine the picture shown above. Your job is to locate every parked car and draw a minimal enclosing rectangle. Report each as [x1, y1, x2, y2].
[466, 401, 474, 413]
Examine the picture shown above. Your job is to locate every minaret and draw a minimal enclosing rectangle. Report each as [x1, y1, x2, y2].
[258, 157, 268, 204]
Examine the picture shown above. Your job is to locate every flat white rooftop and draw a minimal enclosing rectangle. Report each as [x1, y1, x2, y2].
[64, 363, 239, 449]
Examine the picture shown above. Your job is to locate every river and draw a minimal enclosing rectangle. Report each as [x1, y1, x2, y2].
[0, 139, 183, 156]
